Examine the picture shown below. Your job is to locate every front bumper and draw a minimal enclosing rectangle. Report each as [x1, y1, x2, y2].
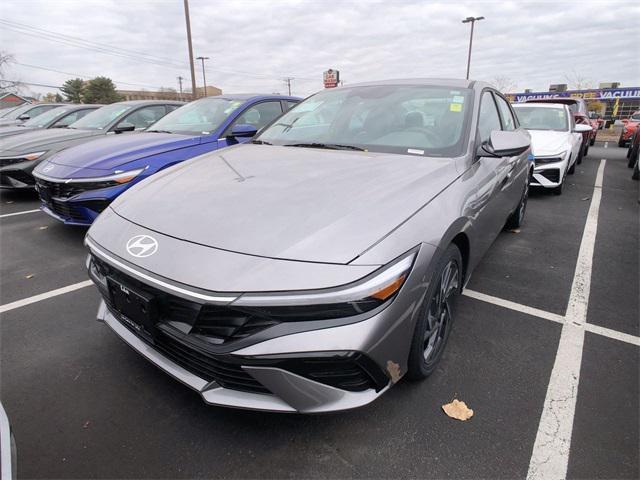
[531, 158, 568, 188]
[85, 234, 438, 413]
[0, 164, 37, 190]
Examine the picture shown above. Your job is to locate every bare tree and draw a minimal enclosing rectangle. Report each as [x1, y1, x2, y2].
[491, 76, 517, 94]
[0, 51, 23, 94]
[564, 69, 594, 90]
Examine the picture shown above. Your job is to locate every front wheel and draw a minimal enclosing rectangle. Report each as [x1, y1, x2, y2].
[568, 159, 576, 174]
[406, 245, 462, 380]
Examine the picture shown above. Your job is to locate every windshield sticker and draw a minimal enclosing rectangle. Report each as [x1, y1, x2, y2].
[452, 95, 465, 104]
[450, 103, 462, 112]
[407, 148, 424, 155]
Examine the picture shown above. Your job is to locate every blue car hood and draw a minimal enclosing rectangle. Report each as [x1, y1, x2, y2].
[49, 132, 204, 172]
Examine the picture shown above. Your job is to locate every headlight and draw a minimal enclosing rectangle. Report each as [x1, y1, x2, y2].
[535, 151, 566, 164]
[230, 249, 417, 320]
[65, 167, 146, 184]
[0, 151, 47, 161]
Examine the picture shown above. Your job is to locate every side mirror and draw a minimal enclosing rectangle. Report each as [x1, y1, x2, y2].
[229, 123, 258, 138]
[113, 122, 136, 133]
[18, 114, 30, 121]
[478, 130, 531, 157]
[573, 124, 592, 133]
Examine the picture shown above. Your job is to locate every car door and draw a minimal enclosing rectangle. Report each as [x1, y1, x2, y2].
[569, 112, 582, 161]
[494, 93, 528, 211]
[218, 101, 284, 148]
[466, 90, 512, 258]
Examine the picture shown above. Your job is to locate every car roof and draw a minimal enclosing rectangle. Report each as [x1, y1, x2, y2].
[513, 103, 568, 109]
[115, 100, 185, 106]
[208, 94, 300, 101]
[335, 78, 476, 89]
[526, 97, 585, 105]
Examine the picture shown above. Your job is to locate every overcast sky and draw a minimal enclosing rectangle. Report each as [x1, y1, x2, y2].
[1, 0, 639, 98]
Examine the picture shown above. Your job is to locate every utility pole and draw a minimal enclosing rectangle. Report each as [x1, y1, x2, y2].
[196, 56, 210, 97]
[183, 0, 197, 100]
[284, 77, 293, 96]
[462, 16, 484, 80]
[177, 76, 184, 99]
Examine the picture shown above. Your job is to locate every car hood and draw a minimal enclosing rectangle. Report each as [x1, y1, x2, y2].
[528, 130, 572, 157]
[0, 128, 100, 155]
[0, 125, 37, 138]
[111, 144, 459, 264]
[48, 132, 203, 173]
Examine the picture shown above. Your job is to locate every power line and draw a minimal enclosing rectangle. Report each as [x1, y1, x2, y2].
[0, 18, 319, 82]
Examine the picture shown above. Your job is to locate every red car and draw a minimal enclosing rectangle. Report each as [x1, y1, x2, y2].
[619, 110, 640, 147]
[526, 97, 592, 161]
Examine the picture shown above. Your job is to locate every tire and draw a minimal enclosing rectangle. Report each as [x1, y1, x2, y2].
[406, 244, 462, 380]
[618, 135, 626, 148]
[568, 160, 576, 174]
[589, 137, 595, 146]
[583, 144, 589, 157]
[629, 145, 638, 168]
[576, 148, 583, 165]
[552, 177, 564, 195]
[632, 156, 639, 180]
[504, 175, 529, 230]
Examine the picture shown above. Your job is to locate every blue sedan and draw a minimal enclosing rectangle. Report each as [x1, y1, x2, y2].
[33, 94, 300, 225]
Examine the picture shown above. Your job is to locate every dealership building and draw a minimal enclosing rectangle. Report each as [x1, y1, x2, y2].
[506, 85, 640, 124]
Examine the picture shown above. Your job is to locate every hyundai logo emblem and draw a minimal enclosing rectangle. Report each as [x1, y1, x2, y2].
[42, 164, 54, 173]
[126, 235, 158, 258]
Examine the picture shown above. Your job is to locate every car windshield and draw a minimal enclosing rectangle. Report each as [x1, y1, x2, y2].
[0, 106, 18, 118]
[68, 104, 133, 130]
[514, 106, 568, 131]
[147, 98, 245, 135]
[630, 113, 640, 121]
[22, 106, 70, 128]
[1, 103, 34, 120]
[256, 85, 472, 157]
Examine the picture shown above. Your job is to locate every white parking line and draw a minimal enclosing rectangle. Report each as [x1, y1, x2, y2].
[0, 208, 41, 219]
[463, 289, 565, 324]
[527, 159, 606, 480]
[0, 280, 93, 315]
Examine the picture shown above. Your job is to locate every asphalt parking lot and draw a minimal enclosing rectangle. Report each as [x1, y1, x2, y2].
[1, 144, 638, 479]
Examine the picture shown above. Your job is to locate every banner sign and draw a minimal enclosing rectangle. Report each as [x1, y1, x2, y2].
[507, 87, 640, 103]
[323, 69, 340, 88]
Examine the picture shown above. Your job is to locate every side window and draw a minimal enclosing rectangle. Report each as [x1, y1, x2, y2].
[26, 105, 53, 118]
[234, 101, 283, 130]
[285, 100, 299, 111]
[166, 104, 181, 113]
[121, 105, 167, 129]
[53, 110, 88, 127]
[477, 92, 502, 143]
[495, 95, 516, 131]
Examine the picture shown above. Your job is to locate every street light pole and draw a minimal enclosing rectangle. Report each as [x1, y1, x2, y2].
[197, 56, 210, 97]
[462, 16, 484, 80]
[183, 0, 197, 100]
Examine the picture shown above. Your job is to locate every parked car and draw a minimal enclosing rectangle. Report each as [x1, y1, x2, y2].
[85, 79, 532, 413]
[587, 112, 603, 145]
[0, 100, 182, 190]
[0, 102, 65, 127]
[0, 106, 19, 118]
[619, 110, 640, 147]
[627, 128, 640, 180]
[33, 94, 299, 226]
[0, 402, 16, 480]
[513, 103, 591, 195]
[0, 104, 101, 139]
[526, 97, 592, 159]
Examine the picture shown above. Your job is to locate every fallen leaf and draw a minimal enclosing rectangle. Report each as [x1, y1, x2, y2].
[509, 228, 521, 234]
[442, 399, 474, 421]
[581, 197, 590, 201]
[82, 420, 91, 429]
[25, 274, 34, 279]
[6, 201, 14, 204]
[39, 226, 48, 230]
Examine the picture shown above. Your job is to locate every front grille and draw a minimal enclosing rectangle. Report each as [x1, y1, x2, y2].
[0, 170, 36, 186]
[35, 178, 117, 199]
[540, 169, 561, 183]
[0, 158, 24, 167]
[47, 199, 86, 222]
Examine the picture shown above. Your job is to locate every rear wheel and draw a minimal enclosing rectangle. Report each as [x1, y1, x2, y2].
[618, 134, 626, 148]
[505, 175, 529, 230]
[406, 245, 462, 380]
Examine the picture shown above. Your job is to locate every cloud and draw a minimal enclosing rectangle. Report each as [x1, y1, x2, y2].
[2, 0, 639, 97]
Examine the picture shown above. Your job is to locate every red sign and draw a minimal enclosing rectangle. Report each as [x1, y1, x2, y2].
[323, 69, 340, 88]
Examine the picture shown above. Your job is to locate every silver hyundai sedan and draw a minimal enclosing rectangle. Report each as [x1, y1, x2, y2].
[85, 79, 532, 413]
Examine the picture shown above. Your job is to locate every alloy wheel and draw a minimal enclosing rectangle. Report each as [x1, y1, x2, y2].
[423, 260, 459, 363]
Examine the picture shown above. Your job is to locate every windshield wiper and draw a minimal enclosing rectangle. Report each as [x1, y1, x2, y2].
[146, 129, 173, 134]
[251, 140, 272, 145]
[283, 142, 365, 151]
